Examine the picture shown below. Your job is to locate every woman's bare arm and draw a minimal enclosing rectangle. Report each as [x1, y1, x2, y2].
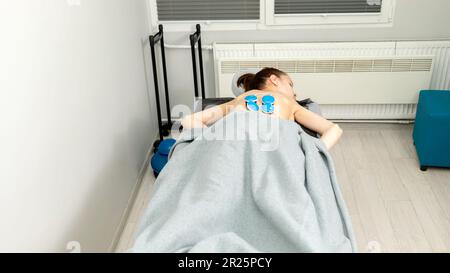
[181, 100, 235, 129]
[293, 104, 343, 150]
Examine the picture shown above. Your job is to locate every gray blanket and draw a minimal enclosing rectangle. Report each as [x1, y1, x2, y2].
[130, 110, 356, 253]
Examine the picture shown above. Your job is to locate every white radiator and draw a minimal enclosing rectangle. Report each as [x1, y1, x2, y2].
[213, 41, 450, 120]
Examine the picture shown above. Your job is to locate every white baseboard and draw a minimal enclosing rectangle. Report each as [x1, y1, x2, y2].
[108, 139, 156, 253]
[332, 119, 414, 124]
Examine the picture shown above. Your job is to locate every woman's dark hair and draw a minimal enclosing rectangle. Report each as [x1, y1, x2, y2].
[236, 67, 287, 91]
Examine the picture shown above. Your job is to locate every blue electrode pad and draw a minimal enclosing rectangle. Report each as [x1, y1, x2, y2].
[245, 95, 259, 112]
[245, 95, 258, 103]
[247, 102, 259, 112]
[262, 95, 275, 105]
[261, 95, 275, 114]
[261, 104, 275, 114]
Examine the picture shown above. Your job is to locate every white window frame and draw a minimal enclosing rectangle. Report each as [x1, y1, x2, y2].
[147, 0, 395, 32]
[265, 0, 396, 27]
[147, 0, 264, 32]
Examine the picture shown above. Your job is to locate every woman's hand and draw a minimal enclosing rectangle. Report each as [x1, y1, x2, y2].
[293, 104, 343, 150]
[318, 123, 343, 150]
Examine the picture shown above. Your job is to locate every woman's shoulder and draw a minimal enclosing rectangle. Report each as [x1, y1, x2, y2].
[237, 90, 286, 99]
[236, 89, 259, 98]
[236, 90, 297, 107]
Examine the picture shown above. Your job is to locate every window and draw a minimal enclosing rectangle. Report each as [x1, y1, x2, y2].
[266, 0, 395, 26]
[274, 0, 382, 15]
[156, 0, 260, 21]
[148, 0, 395, 31]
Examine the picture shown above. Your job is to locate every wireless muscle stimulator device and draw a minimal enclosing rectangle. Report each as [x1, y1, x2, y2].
[245, 95, 276, 114]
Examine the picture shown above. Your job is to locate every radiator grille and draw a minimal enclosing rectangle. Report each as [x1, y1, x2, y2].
[220, 58, 433, 74]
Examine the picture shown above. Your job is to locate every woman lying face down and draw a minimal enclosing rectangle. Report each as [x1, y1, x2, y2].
[181, 67, 343, 150]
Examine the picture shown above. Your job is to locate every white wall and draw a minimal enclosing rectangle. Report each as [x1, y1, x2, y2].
[156, 0, 450, 115]
[0, 0, 157, 252]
